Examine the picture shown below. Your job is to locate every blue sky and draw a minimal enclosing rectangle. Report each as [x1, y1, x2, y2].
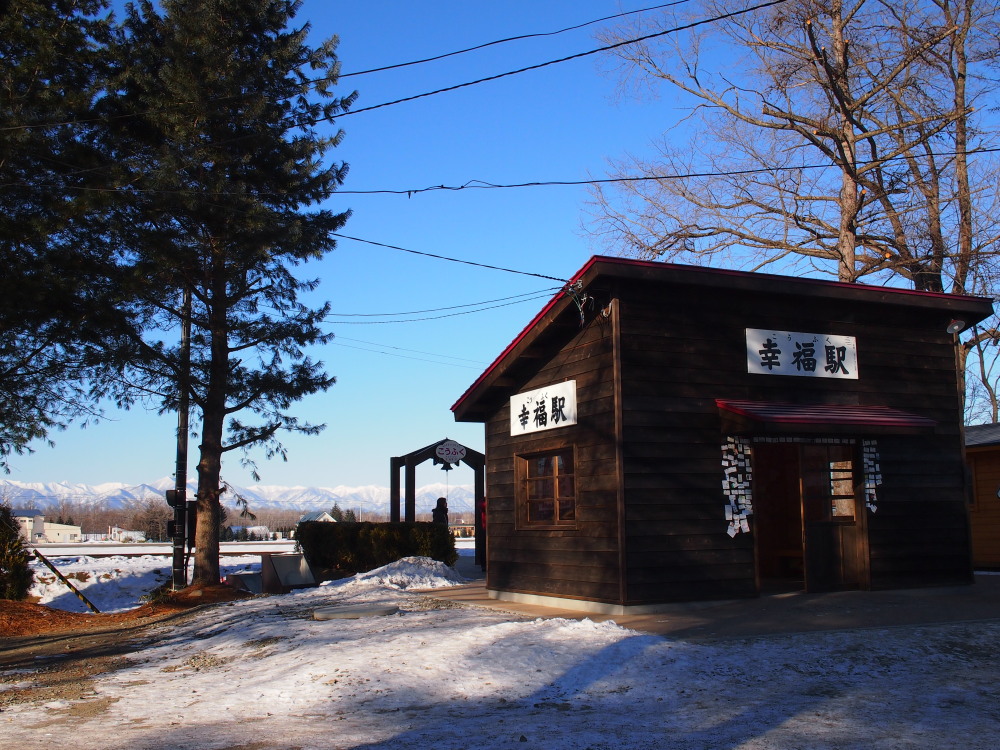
[9, 1, 685, 490]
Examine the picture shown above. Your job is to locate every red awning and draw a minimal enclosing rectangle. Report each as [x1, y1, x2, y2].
[716, 399, 937, 434]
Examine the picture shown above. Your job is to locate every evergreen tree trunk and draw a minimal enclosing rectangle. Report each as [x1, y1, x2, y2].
[105, 0, 355, 585]
[191, 254, 231, 584]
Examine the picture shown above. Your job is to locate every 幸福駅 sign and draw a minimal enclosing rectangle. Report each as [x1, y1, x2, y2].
[510, 380, 578, 436]
[746, 329, 859, 380]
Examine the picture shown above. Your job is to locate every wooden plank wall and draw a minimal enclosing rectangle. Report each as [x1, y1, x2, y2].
[868, 435, 971, 587]
[618, 282, 755, 602]
[968, 447, 1000, 567]
[617, 279, 972, 600]
[484, 312, 624, 604]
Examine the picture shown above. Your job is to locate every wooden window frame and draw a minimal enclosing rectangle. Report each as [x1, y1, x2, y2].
[801, 443, 861, 525]
[515, 446, 577, 530]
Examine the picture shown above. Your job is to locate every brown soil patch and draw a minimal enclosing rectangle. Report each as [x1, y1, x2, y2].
[1, 583, 249, 638]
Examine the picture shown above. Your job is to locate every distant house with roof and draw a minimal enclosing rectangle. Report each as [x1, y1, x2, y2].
[11, 508, 45, 543]
[299, 511, 336, 523]
[965, 423, 1000, 567]
[11, 509, 82, 543]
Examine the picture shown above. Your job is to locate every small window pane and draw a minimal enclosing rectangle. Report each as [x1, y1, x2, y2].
[529, 456, 553, 478]
[832, 497, 855, 518]
[557, 476, 575, 497]
[528, 478, 554, 500]
[529, 499, 554, 522]
[520, 448, 576, 527]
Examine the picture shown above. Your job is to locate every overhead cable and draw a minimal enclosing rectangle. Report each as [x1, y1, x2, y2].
[325, 288, 562, 317]
[331, 233, 569, 282]
[4, 145, 997, 201]
[320, 291, 559, 324]
[333, 335, 488, 364]
[0, 0, 693, 134]
[334, 0, 788, 119]
[333, 146, 1000, 196]
[328, 340, 484, 368]
[340, 1, 691, 77]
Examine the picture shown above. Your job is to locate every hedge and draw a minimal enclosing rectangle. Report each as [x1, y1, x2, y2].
[295, 521, 457, 580]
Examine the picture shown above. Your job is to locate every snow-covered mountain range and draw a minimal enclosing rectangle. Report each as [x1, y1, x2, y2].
[0, 478, 476, 518]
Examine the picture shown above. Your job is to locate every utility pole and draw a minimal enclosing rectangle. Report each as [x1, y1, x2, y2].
[169, 286, 192, 590]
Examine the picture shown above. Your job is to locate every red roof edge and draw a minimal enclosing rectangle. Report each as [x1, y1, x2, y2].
[450, 256, 600, 415]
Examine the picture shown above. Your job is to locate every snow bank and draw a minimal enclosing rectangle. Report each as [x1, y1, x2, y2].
[325, 555, 467, 592]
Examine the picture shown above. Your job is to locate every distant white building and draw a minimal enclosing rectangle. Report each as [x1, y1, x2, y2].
[11, 509, 82, 543]
[109, 526, 147, 543]
[298, 511, 336, 523]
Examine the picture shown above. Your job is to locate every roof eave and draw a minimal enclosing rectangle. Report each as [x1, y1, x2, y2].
[452, 255, 995, 422]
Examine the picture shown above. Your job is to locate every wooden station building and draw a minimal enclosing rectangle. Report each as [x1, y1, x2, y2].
[451, 256, 994, 613]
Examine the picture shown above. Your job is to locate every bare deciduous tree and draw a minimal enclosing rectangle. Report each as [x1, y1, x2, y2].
[589, 0, 1000, 417]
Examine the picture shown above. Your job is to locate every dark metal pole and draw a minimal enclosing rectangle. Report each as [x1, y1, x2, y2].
[172, 286, 192, 590]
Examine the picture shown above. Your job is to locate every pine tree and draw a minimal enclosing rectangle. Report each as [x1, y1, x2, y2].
[0, 0, 131, 470]
[0, 504, 33, 600]
[104, 0, 355, 584]
[330, 503, 344, 522]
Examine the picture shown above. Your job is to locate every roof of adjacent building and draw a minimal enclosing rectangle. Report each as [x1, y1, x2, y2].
[10, 508, 44, 518]
[966, 423, 1000, 447]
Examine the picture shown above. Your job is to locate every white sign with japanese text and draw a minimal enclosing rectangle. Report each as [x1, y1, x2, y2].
[435, 440, 467, 465]
[510, 380, 578, 436]
[746, 329, 859, 380]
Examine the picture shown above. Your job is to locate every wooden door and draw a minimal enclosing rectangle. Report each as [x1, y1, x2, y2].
[752, 443, 804, 585]
[800, 444, 869, 592]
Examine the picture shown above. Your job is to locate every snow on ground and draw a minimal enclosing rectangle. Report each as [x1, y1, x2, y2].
[27, 552, 264, 613]
[5, 540, 1000, 749]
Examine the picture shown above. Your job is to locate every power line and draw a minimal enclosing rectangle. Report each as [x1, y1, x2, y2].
[340, 1, 692, 78]
[5, 145, 997, 207]
[331, 233, 570, 282]
[328, 341, 484, 369]
[334, 146, 1000, 196]
[3, 0, 783, 137]
[333, 0, 788, 119]
[320, 291, 560, 324]
[333, 336, 488, 364]
[325, 288, 562, 317]
[0, 1, 691, 134]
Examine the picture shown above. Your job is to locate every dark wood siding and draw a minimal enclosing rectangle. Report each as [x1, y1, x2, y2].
[484, 314, 624, 604]
[866, 436, 972, 587]
[464, 260, 984, 606]
[614, 279, 972, 600]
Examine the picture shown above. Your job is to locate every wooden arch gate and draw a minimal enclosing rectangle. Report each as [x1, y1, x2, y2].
[389, 438, 486, 568]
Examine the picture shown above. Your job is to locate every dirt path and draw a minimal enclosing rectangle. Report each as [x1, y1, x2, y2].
[0, 586, 248, 716]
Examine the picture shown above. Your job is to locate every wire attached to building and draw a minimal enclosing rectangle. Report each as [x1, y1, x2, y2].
[332, 233, 569, 282]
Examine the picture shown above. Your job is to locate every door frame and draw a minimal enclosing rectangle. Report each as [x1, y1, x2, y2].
[750, 437, 871, 593]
